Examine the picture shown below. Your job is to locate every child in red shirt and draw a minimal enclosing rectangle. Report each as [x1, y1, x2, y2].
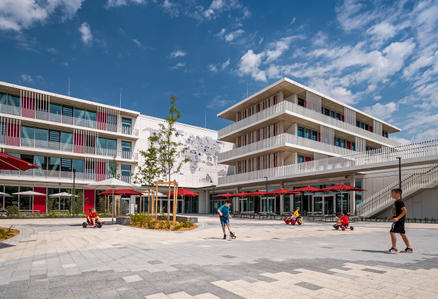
[87, 208, 101, 226]
[334, 211, 349, 229]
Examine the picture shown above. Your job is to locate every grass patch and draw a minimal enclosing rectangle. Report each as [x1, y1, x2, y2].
[0, 226, 19, 242]
[130, 213, 197, 231]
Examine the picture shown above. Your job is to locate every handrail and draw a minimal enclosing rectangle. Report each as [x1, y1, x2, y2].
[359, 164, 438, 216]
[218, 100, 400, 147]
[219, 138, 438, 186]
[218, 133, 356, 162]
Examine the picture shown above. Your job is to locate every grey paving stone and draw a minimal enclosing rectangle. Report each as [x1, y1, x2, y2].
[147, 260, 163, 265]
[295, 281, 323, 291]
[361, 267, 387, 274]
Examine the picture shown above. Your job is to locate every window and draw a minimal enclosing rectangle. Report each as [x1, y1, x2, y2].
[21, 126, 34, 146]
[297, 127, 304, 137]
[107, 113, 117, 131]
[61, 132, 73, 151]
[312, 131, 318, 141]
[298, 126, 319, 141]
[122, 117, 132, 134]
[122, 141, 131, 152]
[382, 130, 389, 138]
[34, 156, 47, 169]
[61, 158, 72, 172]
[50, 103, 62, 115]
[321, 106, 343, 121]
[356, 120, 371, 131]
[107, 162, 116, 177]
[121, 164, 131, 177]
[35, 128, 48, 147]
[62, 105, 73, 117]
[73, 159, 84, 172]
[49, 157, 60, 172]
[49, 130, 60, 143]
[298, 98, 306, 107]
[298, 155, 313, 163]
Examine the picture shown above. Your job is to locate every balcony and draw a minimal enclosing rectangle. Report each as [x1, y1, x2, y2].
[218, 138, 438, 186]
[0, 136, 136, 160]
[218, 101, 400, 147]
[0, 169, 109, 182]
[218, 133, 356, 163]
[1, 104, 138, 136]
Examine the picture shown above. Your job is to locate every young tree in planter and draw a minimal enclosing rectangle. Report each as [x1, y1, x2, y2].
[134, 134, 161, 214]
[156, 95, 189, 220]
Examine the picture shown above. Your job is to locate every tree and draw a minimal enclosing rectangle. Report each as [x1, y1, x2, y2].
[156, 95, 189, 219]
[109, 156, 120, 179]
[134, 134, 161, 213]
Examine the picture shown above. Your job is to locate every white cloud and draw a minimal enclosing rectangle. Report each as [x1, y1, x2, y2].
[221, 58, 230, 70]
[208, 64, 218, 72]
[336, 0, 379, 32]
[207, 97, 233, 109]
[20, 74, 33, 83]
[0, 0, 84, 31]
[132, 38, 142, 47]
[363, 102, 398, 120]
[171, 62, 185, 69]
[106, 0, 145, 8]
[208, 58, 230, 73]
[170, 49, 186, 58]
[79, 22, 92, 45]
[238, 50, 266, 81]
[224, 29, 244, 42]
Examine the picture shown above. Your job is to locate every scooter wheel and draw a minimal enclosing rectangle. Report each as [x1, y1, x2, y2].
[350, 226, 354, 230]
[341, 227, 345, 231]
[82, 222, 87, 228]
[96, 222, 102, 228]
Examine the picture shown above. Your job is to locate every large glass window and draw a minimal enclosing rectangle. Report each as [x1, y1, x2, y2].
[122, 141, 131, 151]
[61, 132, 73, 151]
[50, 103, 62, 115]
[61, 158, 72, 172]
[107, 114, 118, 131]
[297, 127, 304, 137]
[34, 156, 47, 176]
[19, 186, 33, 211]
[49, 130, 60, 149]
[49, 157, 60, 175]
[298, 98, 306, 107]
[73, 159, 84, 173]
[121, 164, 131, 177]
[122, 118, 132, 134]
[62, 105, 73, 124]
[35, 128, 48, 148]
[21, 126, 34, 147]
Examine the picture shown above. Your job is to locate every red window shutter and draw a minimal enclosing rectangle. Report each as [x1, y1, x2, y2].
[347, 141, 351, 149]
[341, 115, 345, 122]
[305, 157, 311, 162]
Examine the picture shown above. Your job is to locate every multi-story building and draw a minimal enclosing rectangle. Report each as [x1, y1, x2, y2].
[0, 81, 230, 215]
[213, 77, 406, 216]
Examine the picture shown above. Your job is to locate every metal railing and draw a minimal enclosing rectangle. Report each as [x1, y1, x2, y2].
[0, 104, 135, 136]
[218, 133, 355, 162]
[358, 165, 438, 217]
[0, 169, 115, 182]
[218, 100, 400, 147]
[218, 139, 438, 186]
[0, 136, 135, 160]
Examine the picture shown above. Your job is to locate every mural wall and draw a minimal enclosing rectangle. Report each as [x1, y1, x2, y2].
[134, 115, 232, 188]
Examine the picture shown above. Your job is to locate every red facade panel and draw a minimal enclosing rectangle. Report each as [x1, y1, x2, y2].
[83, 189, 95, 213]
[33, 187, 46, 214]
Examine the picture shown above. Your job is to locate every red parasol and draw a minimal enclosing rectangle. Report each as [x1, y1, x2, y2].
[234, 192, 249, 197]
[247, 191, 269, 196]
[293, 186, 325, 193]
[214, 193, 235, 197]
[0, 152, 39, 171]
[169, 188, 199, 197]
[321, 184, 366, 192]
[267, 188, 298, 195]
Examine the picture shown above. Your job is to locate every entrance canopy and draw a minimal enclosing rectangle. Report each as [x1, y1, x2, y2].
[214, 193, 235, 197]
[247, 191, 269, 196]
[13, 190, 45, 196]
[234, 192, 249, 197]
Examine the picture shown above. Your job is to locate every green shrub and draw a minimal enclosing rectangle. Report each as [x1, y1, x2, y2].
[0, 226, 14, 239]
[6, 205, 19, 217]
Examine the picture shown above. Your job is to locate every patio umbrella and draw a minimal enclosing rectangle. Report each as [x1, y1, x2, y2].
[49, 192, 78, 197]
[321, 184, 366, 192]
[13, 190, 46, 196]
[247, 191, 269, 196]
[0, 192, 11, 197]
[0, 152, 39, 171]
[292, 186, 324, 193]
[99, 189, 142, 196]
[88, 178, 136, 224]
[267, 188, 298, 195]
[234, 192, 249, 197]
[168, 188, 199, 197]
[214, 193, 235, 197]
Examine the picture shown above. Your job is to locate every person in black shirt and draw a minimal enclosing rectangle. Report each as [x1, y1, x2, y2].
[387, 188, 413, 253]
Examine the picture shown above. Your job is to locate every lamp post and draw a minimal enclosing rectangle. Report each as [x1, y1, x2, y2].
[72, 168, 76, 217]
[396, 157, 402, 199]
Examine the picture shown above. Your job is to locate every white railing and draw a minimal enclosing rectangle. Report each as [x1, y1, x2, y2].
[218, 101, 400, 147]
[218, 139, 438, 186]
[218, 133, 355, 162]
[0, 104, 137, 136]
[359, 165, 438, 217]
[0, 169, 114, 182]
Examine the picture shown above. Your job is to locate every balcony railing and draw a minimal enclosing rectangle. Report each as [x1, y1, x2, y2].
[218, 101, 400, 147]
[0, 169, 113, 182]
[218, 139, 438, 186]
[218, 133, 356, 163]
[0, 136, 135, 160]
[0, 104, 136, 136]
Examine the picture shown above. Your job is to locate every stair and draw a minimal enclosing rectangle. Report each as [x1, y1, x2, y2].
[359, 165, 438, 217]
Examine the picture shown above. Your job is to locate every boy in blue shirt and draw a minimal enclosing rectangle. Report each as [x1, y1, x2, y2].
[218, 200, 236, 239]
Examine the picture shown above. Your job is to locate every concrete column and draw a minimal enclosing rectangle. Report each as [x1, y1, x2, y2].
[159, 199, 163, 213]
[350, 175, 356, 215]
[181, 198, 185, 214]
[291, 196, 294, 212]
[278, 91, 284, 102]
[322, 197, 325, 215]
[280, 195, 284, 213]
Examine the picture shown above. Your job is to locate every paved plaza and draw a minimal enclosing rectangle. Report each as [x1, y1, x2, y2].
[0, 216, 438, 298]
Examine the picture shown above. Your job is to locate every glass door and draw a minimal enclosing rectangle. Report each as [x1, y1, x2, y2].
[324, 196, 334, 215]
[313, 196, 323, 214]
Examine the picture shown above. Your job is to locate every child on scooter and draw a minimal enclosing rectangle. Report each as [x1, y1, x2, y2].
[87, 208, 101, 226]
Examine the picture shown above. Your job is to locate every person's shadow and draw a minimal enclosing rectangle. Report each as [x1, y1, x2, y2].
[352, 249, 387, 254]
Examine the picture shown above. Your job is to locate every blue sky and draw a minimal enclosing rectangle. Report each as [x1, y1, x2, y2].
[0, 0, 437, 142]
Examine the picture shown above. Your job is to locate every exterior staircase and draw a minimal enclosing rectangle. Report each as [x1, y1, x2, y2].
[359, 164, 438, 217]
